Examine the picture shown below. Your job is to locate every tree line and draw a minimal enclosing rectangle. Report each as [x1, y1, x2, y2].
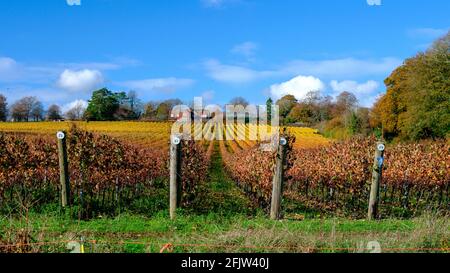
[0, 32, 447, 141]
[269, 31, 449, 141]
[0, 86, 260, 123]
[269, 90, 371, 139]
[0, 95, 60, 122]
[0, 94, 89, 122]
[0, 88, 185, 122]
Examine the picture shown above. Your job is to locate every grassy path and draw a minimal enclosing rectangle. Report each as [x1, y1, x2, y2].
[190, 141, 259, 215]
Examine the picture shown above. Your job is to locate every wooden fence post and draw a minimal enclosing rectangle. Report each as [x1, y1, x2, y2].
[270, 137, 287, 220]
[169, 135, 182, 220]
[57, 131, 70, 208]
[368, 141, 385, 220]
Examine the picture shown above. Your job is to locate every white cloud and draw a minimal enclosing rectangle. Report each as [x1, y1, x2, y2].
[0, 57, 21, 82]
[330, 80, 379, 95]
[367, 0, 381, 6]
[118, 78, 195, 93]
[330, 80, 381, 107]
[62, 99, 88, 113]
[408, 28, 448, 40]
[66, 0, 81, 6]
[231, 42, 258, 57]
[2, 85, 70, 104]
[0, 56, 138, 85]
[0, 57, 142, 105]
[59, 62, 120, 71]
[204, 57, 400, 84]
[204, 59, 277, 84]
[59, 58, 140, 71]
[0, 57, 17, 71]
[282, 58, 401, 79]
[56, 69, 104, 93]
[0, 57, 136, 95]
[270, 75, 325, 100]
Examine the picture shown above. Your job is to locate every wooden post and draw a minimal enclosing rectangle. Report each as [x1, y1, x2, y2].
[270, 137, 287, 220]
[57, 131, 70, 208]
[169, 135, 182, 220]
[368, 141, 385, 220]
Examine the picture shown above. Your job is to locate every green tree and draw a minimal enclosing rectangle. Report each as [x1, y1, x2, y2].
[375, 31, 450, 140]
[142, 101, 158, 120]
[84, 88, 121, 121]
[348, 111, 362, 135]
[276, 95, 298, 123]
[286, 103, 312, 125]
[156, 103, 170, 121]
[266, 98, 273, 123]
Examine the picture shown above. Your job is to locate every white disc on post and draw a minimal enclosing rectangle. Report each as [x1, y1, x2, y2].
[172, 136, 181, 145]
[57, 131, 65, 140]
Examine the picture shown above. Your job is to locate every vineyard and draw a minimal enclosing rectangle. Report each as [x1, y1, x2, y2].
[219, 125, 449, 218]
[0, 124, 210, 218]
[0, 121, 328, 149]
[0, 121, 449, 254]
[0, 121, 448, 219]
[286, 138, 449, 217]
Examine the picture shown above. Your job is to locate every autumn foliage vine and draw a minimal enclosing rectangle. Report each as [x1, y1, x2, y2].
[0, 125, 209, 217]
[286, 137, 449, 217]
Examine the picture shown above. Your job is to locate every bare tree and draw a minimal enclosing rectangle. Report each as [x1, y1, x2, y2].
[0, 94, 7, 121]
[163, 98, 183, 110]
[229, 97, 249, 107]
[127, 90, 142, 114]
[47, 104, 62, 121]
[336, 91, 358, 115]
[31, 101, 44, 121]
[65, 100, 87, 120]
[336, 91, 358, 128]
[10, 96, 42, 122]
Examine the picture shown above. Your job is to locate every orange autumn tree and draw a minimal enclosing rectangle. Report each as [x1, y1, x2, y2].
[371, 31, 450, 141]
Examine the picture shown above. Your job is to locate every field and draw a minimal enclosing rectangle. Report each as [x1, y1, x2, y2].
[0, 121, 328, 148]
[0, 121, 448, 253]
[0, 121, 173, 147]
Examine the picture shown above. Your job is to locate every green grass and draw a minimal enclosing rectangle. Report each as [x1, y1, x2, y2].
[188, 142, 259, 216]
[0, 211, 448, 253]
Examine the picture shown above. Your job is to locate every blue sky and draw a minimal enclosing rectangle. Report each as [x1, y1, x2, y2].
[0, 0, 448, 111]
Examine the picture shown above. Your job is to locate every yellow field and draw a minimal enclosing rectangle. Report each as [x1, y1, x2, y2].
[0, 121, 172, 147]
[288, 127, 330, 148]
[0, 121, 329, 149]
